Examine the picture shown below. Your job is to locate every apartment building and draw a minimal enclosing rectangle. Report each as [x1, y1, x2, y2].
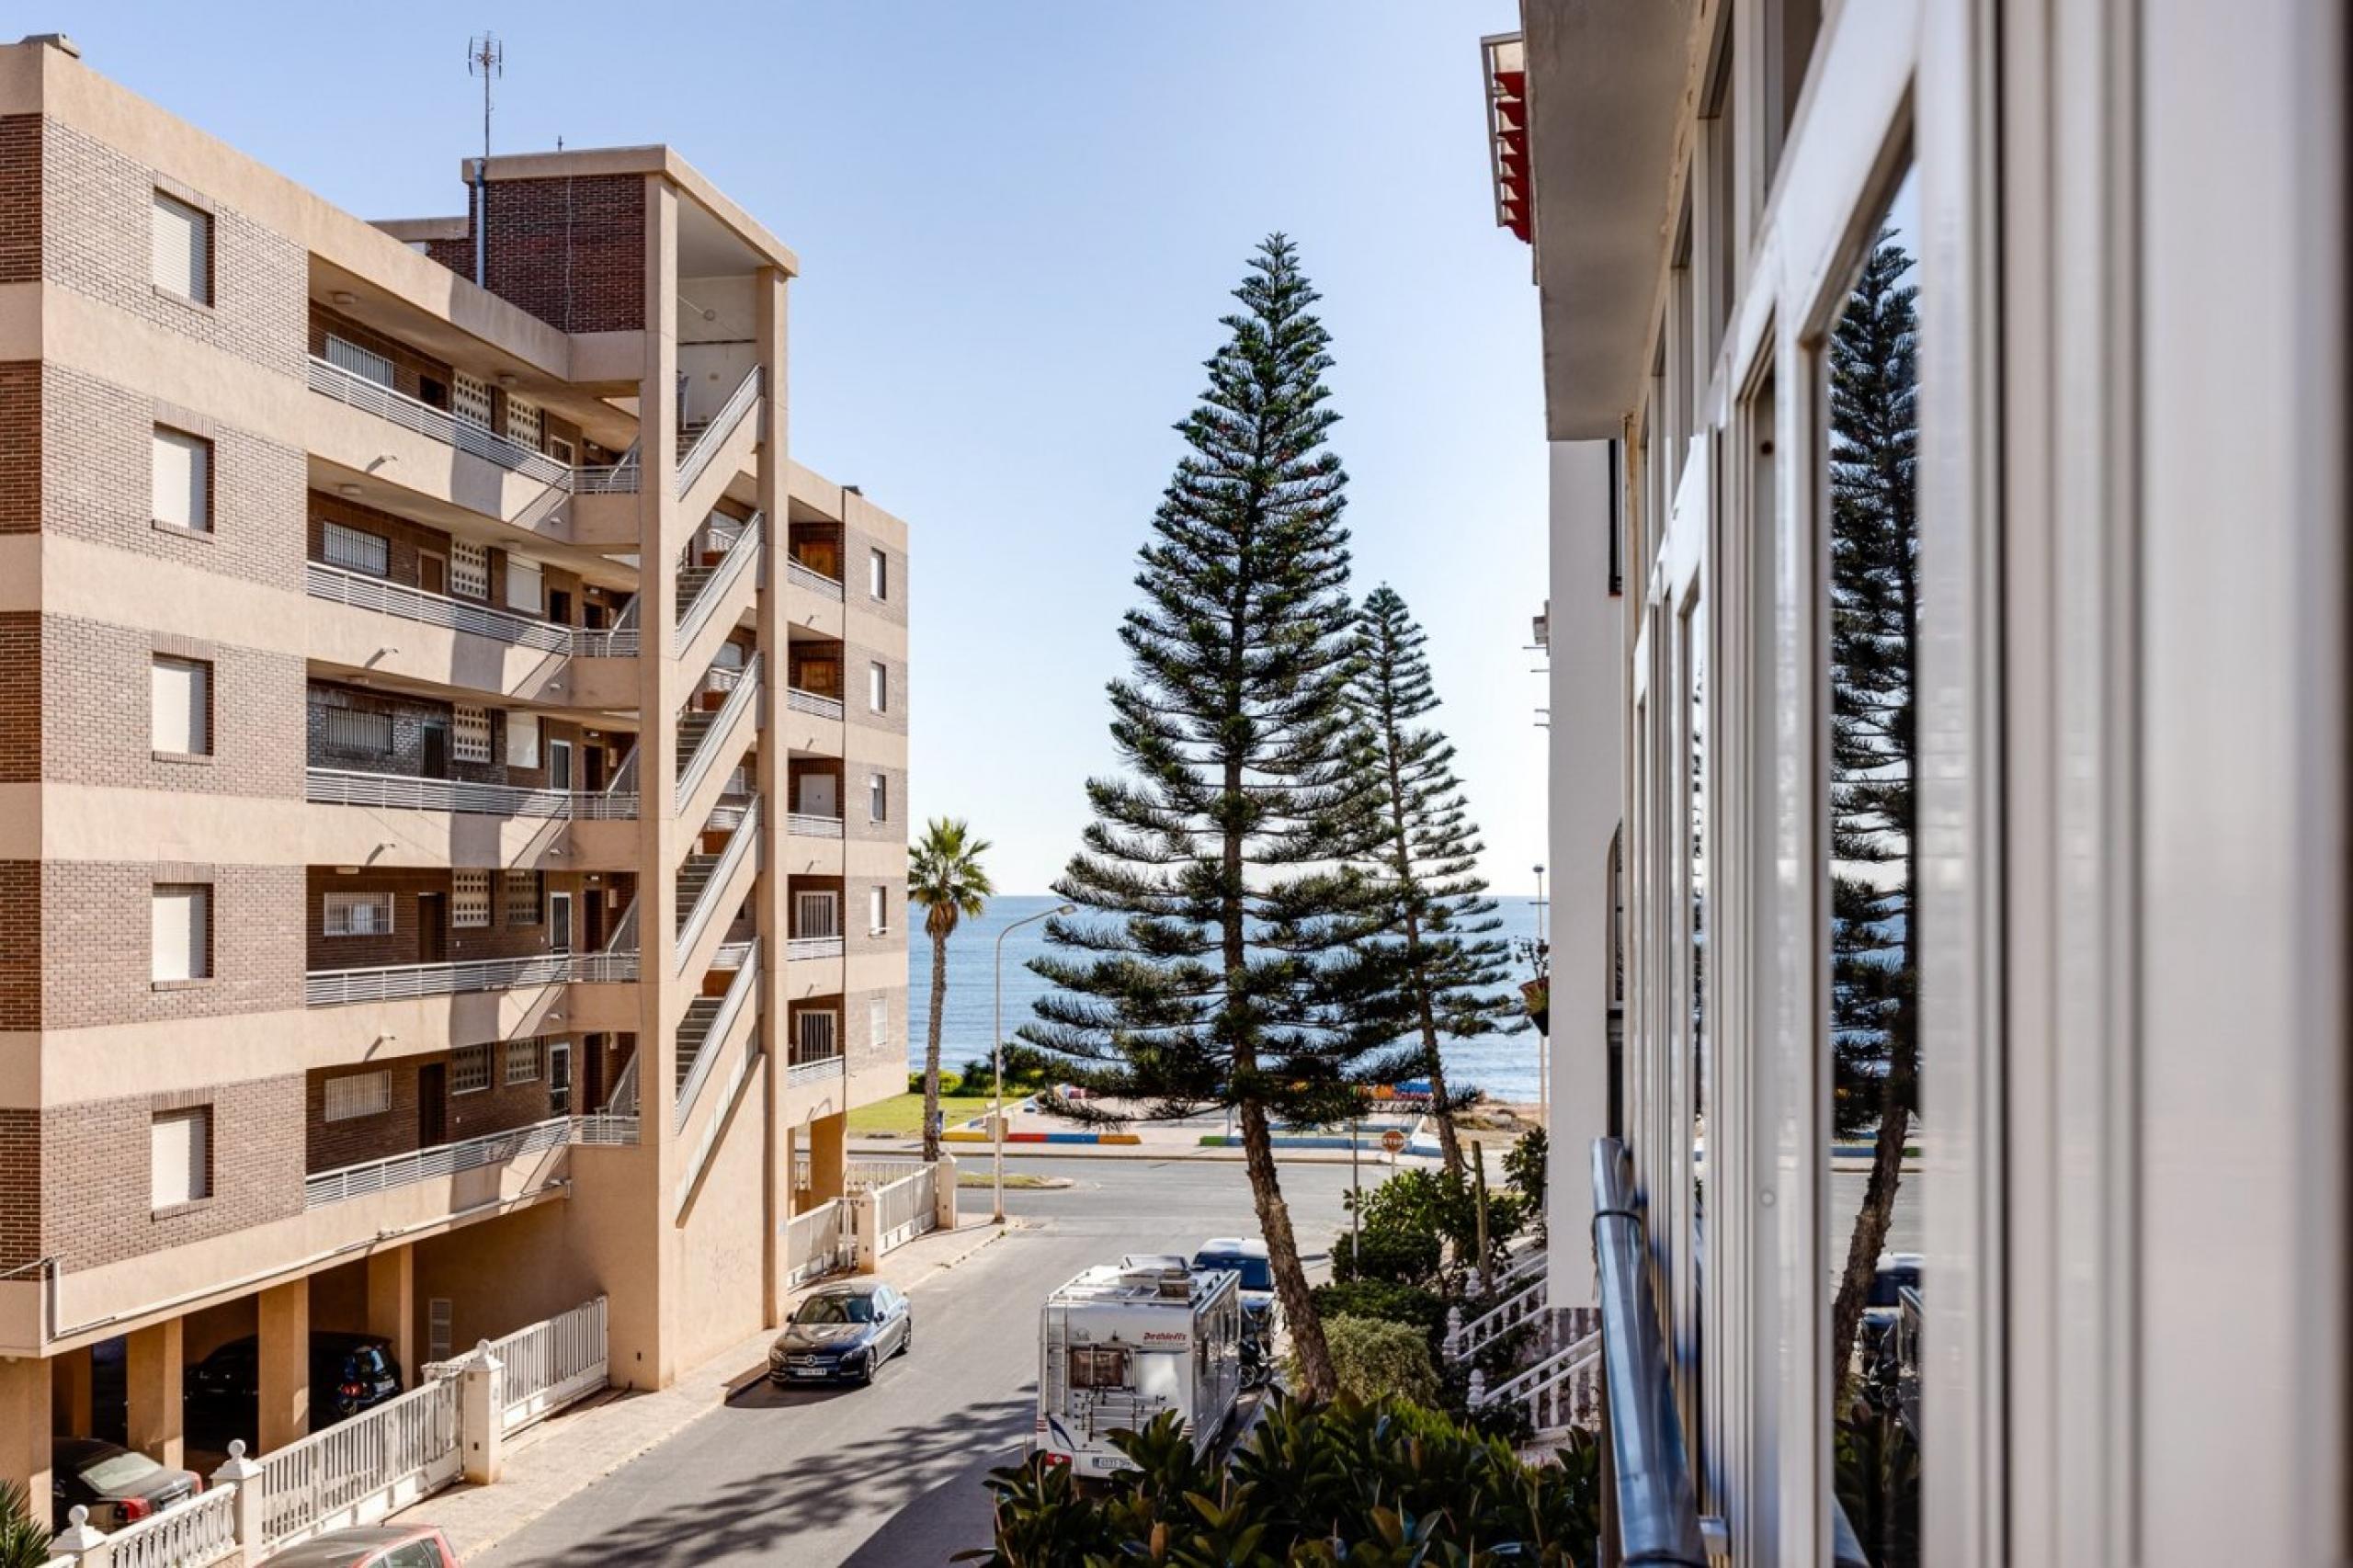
[1495, 2, 2346, 1564]
[0, 32, 912, 1502]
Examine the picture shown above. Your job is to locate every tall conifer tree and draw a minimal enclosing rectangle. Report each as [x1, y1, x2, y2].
[1022, 236, 1392, 1401]
[1349, 585, 1521, 1178]
[1826, 235, 1921, 1381]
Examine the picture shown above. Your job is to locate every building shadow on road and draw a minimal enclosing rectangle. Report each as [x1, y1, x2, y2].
[495, 1392, 1034, 1564]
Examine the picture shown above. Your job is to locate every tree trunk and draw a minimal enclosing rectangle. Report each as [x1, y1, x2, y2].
[1405, 914, 1463, 1180]
[1239, 1097, 1332, 1400]
[921, 928, 949, 1165]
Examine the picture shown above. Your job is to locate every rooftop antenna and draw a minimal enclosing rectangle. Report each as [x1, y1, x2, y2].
[467, 30, 503, 288]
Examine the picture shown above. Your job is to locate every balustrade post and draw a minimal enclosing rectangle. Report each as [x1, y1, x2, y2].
[459, 1340, 506, 1485]
[1445, 1304, 1464, 1360]
[51, 1505, 107, 1564]
[212, 1439, 265, 1553]
[1468, 1368, 1486, 1409]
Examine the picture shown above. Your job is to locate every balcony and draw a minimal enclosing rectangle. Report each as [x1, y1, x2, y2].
[787, 687, 845, 722]
[304, 950, 636, 1007]
[787, 812, 845, 839]
[787, 1052, 843, 1087]
[307, 767, 638, 821]
[304, 1116, 573, 1209]
[787, 936, 844, 962]
[788, 558, 845, 601]
[308, 356, 572, 489]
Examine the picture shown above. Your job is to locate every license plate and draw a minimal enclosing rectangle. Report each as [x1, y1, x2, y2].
[787, 1366, 828, 1378]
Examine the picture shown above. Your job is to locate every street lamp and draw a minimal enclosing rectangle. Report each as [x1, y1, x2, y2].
[994, 902, 1075, 1223]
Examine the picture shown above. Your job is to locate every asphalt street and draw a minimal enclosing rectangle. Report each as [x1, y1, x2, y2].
[483, 1157, 1362, 1567]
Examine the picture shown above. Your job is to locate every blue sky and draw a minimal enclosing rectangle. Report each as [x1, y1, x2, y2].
[66, 1, 1550, 894]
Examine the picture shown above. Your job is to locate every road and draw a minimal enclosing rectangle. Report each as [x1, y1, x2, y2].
[485, 1157, 1362, 1566]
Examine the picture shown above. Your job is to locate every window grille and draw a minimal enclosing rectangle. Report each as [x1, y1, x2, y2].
[324, 891, 394, 937]
[324, 1072, 391, 1121]
[322, 521, 390, 576]
[323, 705, 392, 756]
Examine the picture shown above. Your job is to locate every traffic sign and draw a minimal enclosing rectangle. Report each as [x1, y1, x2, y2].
[1380, 1128, 1407, 1154]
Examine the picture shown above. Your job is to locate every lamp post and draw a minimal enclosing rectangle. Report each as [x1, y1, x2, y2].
[994, 903, 1074, 1223]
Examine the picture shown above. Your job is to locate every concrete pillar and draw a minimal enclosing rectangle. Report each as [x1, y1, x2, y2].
[0, 1356, 51, 1511]
[256, 1278, 310, 1451]
[933, 1151, 959, 1233]
[50, 1342, 91, 1435]
[851, 1187, 881, 1274]
[365, 1246, 415, 1382]
[806, 1111, 847, 1203]
[125, 1319, 185, 1467]
[457, 1343, 504, 1485]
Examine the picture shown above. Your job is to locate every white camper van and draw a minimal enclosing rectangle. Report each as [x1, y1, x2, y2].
[1036, 1261, 1245, 1478]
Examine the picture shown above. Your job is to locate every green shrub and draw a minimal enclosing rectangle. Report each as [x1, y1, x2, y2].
[0, 1481, 51, 1568]
[1313, 1315, 1441, 1407]
[961, 1395, 1597, 1566]
[1335, 1167, 1529, 1288]
[1311, 1279, 1449, 1348]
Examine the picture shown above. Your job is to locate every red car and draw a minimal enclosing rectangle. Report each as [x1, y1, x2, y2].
[260, 1526, 459, 1567]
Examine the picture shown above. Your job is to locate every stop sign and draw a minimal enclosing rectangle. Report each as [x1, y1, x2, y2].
[1380, 1128, 1407, 1154]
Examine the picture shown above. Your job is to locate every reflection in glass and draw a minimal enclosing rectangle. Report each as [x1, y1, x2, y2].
[1825, 173, 1922, 1565]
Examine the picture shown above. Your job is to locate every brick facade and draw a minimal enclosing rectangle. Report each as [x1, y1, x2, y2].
[844, 984, 903, 1079]
[39, 861, 305, 1031]
[40, 613, 305, 798]
[301, 866, 604, 971]
[0, 115, 38, 284]
[305, 680, 608, 797]
[39, 1075, 306, 1274]
[0, 360, 39, 535]
[0, 862, 33, 1029]
[847, 764, 907, 842]
[306, 1039, 570, 1171]
[0, 1108, 35, 1269]
[849, 642, 909, 735]
[0, 612, 35, 782]
[845, 520, 909, 631]
[420, 176, 646, 335]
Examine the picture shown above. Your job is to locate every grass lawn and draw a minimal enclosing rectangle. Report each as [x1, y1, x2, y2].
[845, 1093, 1000, 1137]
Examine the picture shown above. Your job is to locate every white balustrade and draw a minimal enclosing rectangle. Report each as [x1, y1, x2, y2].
[787, 687, 845, 722]
[256, 1378, 461, 1554]
[785, 1199, 850, 1287]
[676, 656, 762, 808]
[787, 558, 846, 599]
[787, 812, 845, 838]
[786, 936, 845, 962]
[305, 767, 637, 821]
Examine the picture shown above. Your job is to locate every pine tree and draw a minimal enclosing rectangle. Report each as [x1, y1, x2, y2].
[1349, 585, 1522, 1178]
[1825, 234, 1920, 1384]
[1020, 235, 1395, 1402]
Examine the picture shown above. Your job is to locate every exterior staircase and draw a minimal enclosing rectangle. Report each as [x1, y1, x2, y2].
[675, 706, 722, 780]
[675, 851, 720, 934]
[676, 994, 724, 1093]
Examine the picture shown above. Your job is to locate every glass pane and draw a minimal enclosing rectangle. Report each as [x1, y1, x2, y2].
[1823, 166, 1922, 1564]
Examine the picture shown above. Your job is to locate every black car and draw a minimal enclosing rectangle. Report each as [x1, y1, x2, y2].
[51, 1437, 201, 1532]
[185, 1331, 405, 1444]
[767, 1282, 912, 1386]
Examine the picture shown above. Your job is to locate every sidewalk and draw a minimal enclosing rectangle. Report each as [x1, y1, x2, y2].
[392, 1216, 1018, 1561]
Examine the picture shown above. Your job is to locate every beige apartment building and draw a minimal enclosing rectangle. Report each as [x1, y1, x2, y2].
[0, 31, 911, 1503]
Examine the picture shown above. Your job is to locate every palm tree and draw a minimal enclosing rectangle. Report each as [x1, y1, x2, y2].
[0, 1480, 51, 1568]
[909, 818, 994, 1163]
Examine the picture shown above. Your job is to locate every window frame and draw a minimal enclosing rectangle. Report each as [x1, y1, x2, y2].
[324, 1071, 392, 1122]
[869, 661, 889, 713]
[449, 1043, 493, 1096]
[503, 1038, 542, 1085]
[151, 425, 212, 534]
[151, 882, 211, 984]
[150, 1105, 212, 1212]
[869, 547, 889, 601]
[323, 890, 395, 938]
[321, 521, 391, 578]
[150, 654, 212, 758]
[150, 189, 212, 306]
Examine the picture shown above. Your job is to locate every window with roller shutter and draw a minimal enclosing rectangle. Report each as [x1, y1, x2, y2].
[151, 191, 210, 304]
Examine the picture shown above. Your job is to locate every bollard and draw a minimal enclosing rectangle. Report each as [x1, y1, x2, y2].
[212, 1438, 266, 1553]
[852, 1187, 881, 1272]
[933, 1151, 959, 1233]
[459, 1338, 506, 1485]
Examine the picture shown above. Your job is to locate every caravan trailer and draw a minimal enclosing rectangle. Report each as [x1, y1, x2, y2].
[1037, 1261, 1245, 1478]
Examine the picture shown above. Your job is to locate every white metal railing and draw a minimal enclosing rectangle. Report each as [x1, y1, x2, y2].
[1469, 1319, 1602, 1434]
[570, 947, 641, 983]
[786, 936, 844, 962]
[676, 797, 761, 969]
[787, 686, 845, 722]
[676, 367, 763, 495]
[1494, 1239, 1548, 1292]
[305, 952, 573, 1007]
[1444, 1273, 1551, 1365]
[424, 1296, 607, 1436]
[709, 798, 751, 831]
[786, 1051, 843, 1085]
[674, 1029, 759, 1214]
[787, 557, 846, 600]
[305, 1116, 571, 1208]
[88, 1482, 239, 1568]
[256, 1375, 460, 1554]
[574, 442, 642, 494]
[305, 767, 638, 821]
[569, 1113, 640, 1146]
[786, 1199, 851, 1287]
[787, 812, 845, 838]
[572, 596, 641, 659]
[603, 1053, 642, 1119]
[308, 356, 571, 488]
[845, 1156, 926, 1188]
[859, 1165, 939, 1255]
[606, 744, 642, 801]
[711, 938, 755, 970]
[676, 656, 763, 807]
[676, 948, 760, 1131]
[306, 562, 571, 652]
[676, 515, 764, 656]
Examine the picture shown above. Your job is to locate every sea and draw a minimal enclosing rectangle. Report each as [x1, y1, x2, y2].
[904, 893, 1551, 1103]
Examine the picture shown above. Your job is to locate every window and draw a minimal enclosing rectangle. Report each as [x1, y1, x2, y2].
[504, 395, 542, 449]
[869, 995, 889, 1052]
[869, 548, 888, 601]
[150, 1107, 210, 1209]
[869, 662, 888, 713]
[450, 540, 490, 600]
[452, 869, 491, 929]
[323, 705, 392, 756]
[324, 891, 394, 937]
[452, 704, 491, 764]
[1067, 1346, 1130, 1391]
[324, 335, 395, 388]
[504, 556, 544, 615]
[451, 371, 493, 429]
[869, 773, 887, 823]
[869, 884, 889, 936]
[150, 656, 210, 756]
[324, 1071, 391, 1122]
[793, 1008, 838, 1064]
[506, 712, 540, 769]
[503, 1038, 542, 1085]
[505, 869, 542, 926]
[152, 426, 210, 532]
[151, 884, 210, 983]
[321, 521, 389, 577]
[150, 191, 210, 304]
[796, 891, 839, 938]
[449, 1044, 492, 1095]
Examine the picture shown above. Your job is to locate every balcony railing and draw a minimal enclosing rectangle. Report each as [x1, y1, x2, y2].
[676, 514, 764, 656]
[676, 797, 761, 969]
[787, 1051, 843, 1085]
[308, 356, 572, 488]
[304, 1116, 571, 1208]
[569, 1113, 640, 1147]
[786, 935, 844, 962]
[676, 656, 762, 808]
[787, 687, 845, 722]
[787, 559, 845, 601]
[787, 812, 845, 838]
[304, 949, 635, 1006]
[307, 562, 642, 664]
[572, 597, 640, 659]
[1590, 1137, 1707, 1566]
[574, 443, 641, 495]
[306, 767, 638, 821]
[676, 367, 763, 495]
[676, 947, 760, 1132]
